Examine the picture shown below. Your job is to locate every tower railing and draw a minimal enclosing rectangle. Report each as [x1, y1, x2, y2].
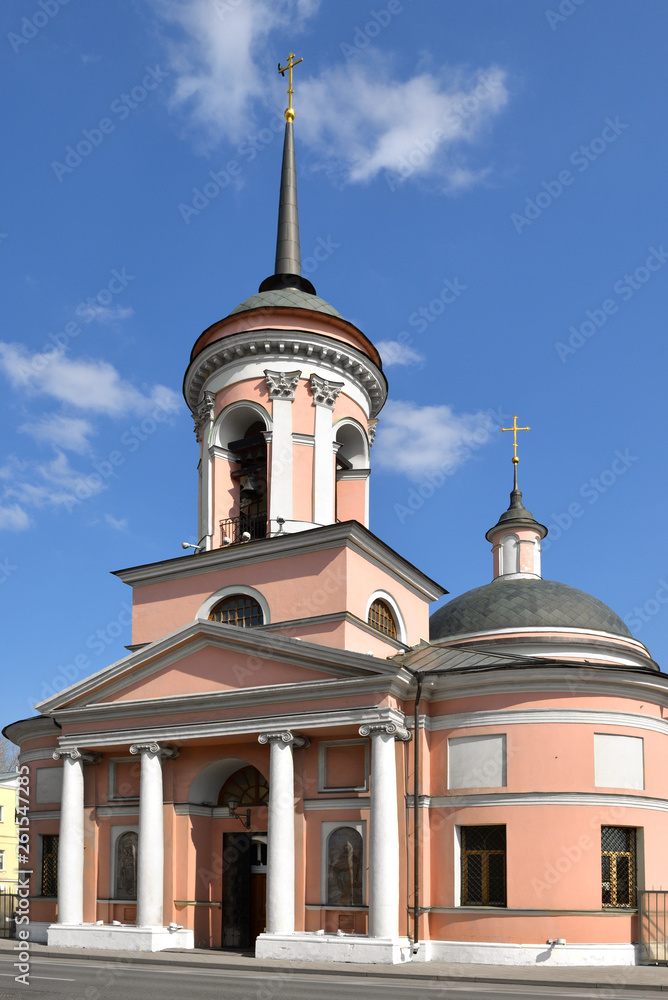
[220, 514, 268, 546]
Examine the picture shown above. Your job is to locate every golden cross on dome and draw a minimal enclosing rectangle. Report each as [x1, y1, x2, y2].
[501, 414, 530, 466]
[278, 52, 303, 122]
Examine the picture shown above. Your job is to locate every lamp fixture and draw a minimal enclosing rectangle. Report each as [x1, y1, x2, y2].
[227, 796, 251, 829]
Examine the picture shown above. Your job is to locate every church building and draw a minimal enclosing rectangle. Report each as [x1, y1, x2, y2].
[5, 56, 668, 966]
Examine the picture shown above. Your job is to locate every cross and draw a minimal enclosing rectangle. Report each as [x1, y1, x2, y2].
[500, 414, 530, 465]
[278, 52, 303, 122]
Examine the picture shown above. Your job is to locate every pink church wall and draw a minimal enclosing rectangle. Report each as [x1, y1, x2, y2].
[336, 477, 366, 524]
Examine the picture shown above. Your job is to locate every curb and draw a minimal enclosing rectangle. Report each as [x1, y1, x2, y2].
[3, 943, 667, 991]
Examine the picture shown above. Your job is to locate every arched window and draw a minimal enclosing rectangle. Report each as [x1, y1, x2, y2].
[208, 594, 264, 627]
[327, 826, 363, 905]
[368, 598, 397, 639]
[218, 766, 269, 807]
[500, 534, 519, 576]
[115, 831, 138, 900]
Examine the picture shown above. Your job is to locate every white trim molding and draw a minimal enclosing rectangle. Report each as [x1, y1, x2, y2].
[196, 585, 271, 624]
[366, 590, 407, 644]
[318, 739, 369, 793]
[320, 819, 367, 905]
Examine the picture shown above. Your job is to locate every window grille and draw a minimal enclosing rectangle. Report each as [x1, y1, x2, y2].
[602, 826, 636, 907]
[219, 766, 269, 807]
[0, 851, 4, 872]
[208, 595, 264, 628]
[368, 599, 397, 639]
[41, 834, 58, 897]
[461, 825, 506, 906]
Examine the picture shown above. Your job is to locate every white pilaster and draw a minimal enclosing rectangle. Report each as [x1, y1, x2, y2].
[310, 374, 343, 526]
[258, 730, 309, 934]
[265, 371, 300, 532]
[129, 742, 178, 928]
[194, 392, 215, 550]
[359, 723, 410, 939]
[52, 747, 100, 925]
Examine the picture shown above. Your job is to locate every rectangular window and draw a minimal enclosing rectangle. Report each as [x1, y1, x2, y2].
[41, 835, 59, 896]
[0, 851, 4, 872]
[602, 827, 636, 907]
[461, 825, 506, 906]
[0, 805, 4, 822]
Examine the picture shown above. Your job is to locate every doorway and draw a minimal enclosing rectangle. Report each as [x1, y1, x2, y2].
[221, 832, 267, 949]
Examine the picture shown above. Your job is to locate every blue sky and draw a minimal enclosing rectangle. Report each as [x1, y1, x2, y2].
[2, 0, 667, 729]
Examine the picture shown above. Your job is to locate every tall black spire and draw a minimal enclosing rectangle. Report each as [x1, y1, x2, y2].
[259, 53, 316, 296]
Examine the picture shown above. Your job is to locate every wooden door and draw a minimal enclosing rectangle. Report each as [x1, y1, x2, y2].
[221, 832, 251, 949]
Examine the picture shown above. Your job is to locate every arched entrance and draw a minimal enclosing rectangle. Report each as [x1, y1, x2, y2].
[188, 759, 268, 949]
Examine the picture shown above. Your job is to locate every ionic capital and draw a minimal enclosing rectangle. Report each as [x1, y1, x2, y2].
[258, 731, 310, 749]
[359, 722, 411, 742]
[53, 747, 102, 764]
[264, 369, 301, 401]
[129, 742, 179, 759]
[309, 373, 344, 409]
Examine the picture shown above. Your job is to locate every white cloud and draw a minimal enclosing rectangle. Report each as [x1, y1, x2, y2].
[0, 452, 106, 524]
[0, 343, 180, 417]
[76, 304, 134, 324]
[298, 58, 508, 188]
[152, 0, 320, 144]
[150, 2, 508, 190]
[0, 503, 31, 531]
[19, 415, 96, 454]
[373, 400, 496, 480]
[104, 513, 128, 531]
[376, 340, 425, 367]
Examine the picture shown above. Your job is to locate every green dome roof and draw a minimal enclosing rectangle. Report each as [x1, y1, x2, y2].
[229, 288, 343, 319]
[430, 578, 632, 640]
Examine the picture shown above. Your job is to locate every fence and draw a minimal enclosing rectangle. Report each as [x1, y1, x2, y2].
[638, 890, 668, 964]
[0, 893, 17, 939]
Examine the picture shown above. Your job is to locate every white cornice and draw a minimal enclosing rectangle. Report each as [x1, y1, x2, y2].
[405, 707, 668, 736]
[27, 810, 60, 821]
[303, 797, 370, 811]
[18, 748, 59, 763]
[434, 626, 652, 661]
[35, 617, 401, 713]
[96, 805, 139, 817]
[411, 791, 668, 813]
[184, 329, 387, 417]
[53, 706, 407, 750]
[112, 521, 445, 603]
[52, 675, 410, 726]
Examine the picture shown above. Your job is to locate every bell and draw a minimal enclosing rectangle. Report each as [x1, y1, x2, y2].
[239, 473, 263, 505]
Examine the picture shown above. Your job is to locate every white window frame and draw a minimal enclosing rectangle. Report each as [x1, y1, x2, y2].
[109, 824, 139, 901]
[365, 590, 407, 644]
[196, 585, 270, 625]
[108, 757, 140, 801]
[318, 739, 369, 793]
[0, 850, 5, 872]
[0, 805, 4, 823]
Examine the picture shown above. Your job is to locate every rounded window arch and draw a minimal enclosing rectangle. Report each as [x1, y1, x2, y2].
[209, 594, 264, 627]
[211, 400, 271, 452]
[327, 826, 364, 905]
[197, 585, 270, 625]
[115, 831, 138, 900]
[366, 591, 406, 643]
[334, 419, 369, 469]
[218, 766, 269, 807]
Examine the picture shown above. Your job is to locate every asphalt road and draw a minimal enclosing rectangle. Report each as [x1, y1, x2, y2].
[0, 955, 662, 1000]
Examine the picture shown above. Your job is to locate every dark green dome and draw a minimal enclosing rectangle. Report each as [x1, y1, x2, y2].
[430, 578, 632, 640]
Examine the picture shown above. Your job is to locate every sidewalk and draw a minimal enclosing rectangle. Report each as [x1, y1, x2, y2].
[1, 938, 666, 991]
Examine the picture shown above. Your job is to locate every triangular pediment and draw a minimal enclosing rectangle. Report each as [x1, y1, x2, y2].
[36, 619, 394, 713]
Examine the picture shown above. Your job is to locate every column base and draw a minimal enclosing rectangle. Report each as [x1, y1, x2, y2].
[255, 931, 411, 964]
[47, 923, 194, 952]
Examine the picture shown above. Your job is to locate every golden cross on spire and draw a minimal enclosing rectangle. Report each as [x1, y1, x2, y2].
[278, 52, 303, 122]
[501, 414, 530, 466]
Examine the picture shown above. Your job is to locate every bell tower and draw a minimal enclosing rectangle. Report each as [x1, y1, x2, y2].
[183, 56, 387, 551]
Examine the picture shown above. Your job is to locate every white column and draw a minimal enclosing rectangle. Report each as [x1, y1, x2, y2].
[130, 742, 178, 928]
[258, 730, 309, 934]
[359, 722, 410, 939]
[265, 371, 300, 532]
[52, 747, 100, 925]
[310, 374, 343, 526]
